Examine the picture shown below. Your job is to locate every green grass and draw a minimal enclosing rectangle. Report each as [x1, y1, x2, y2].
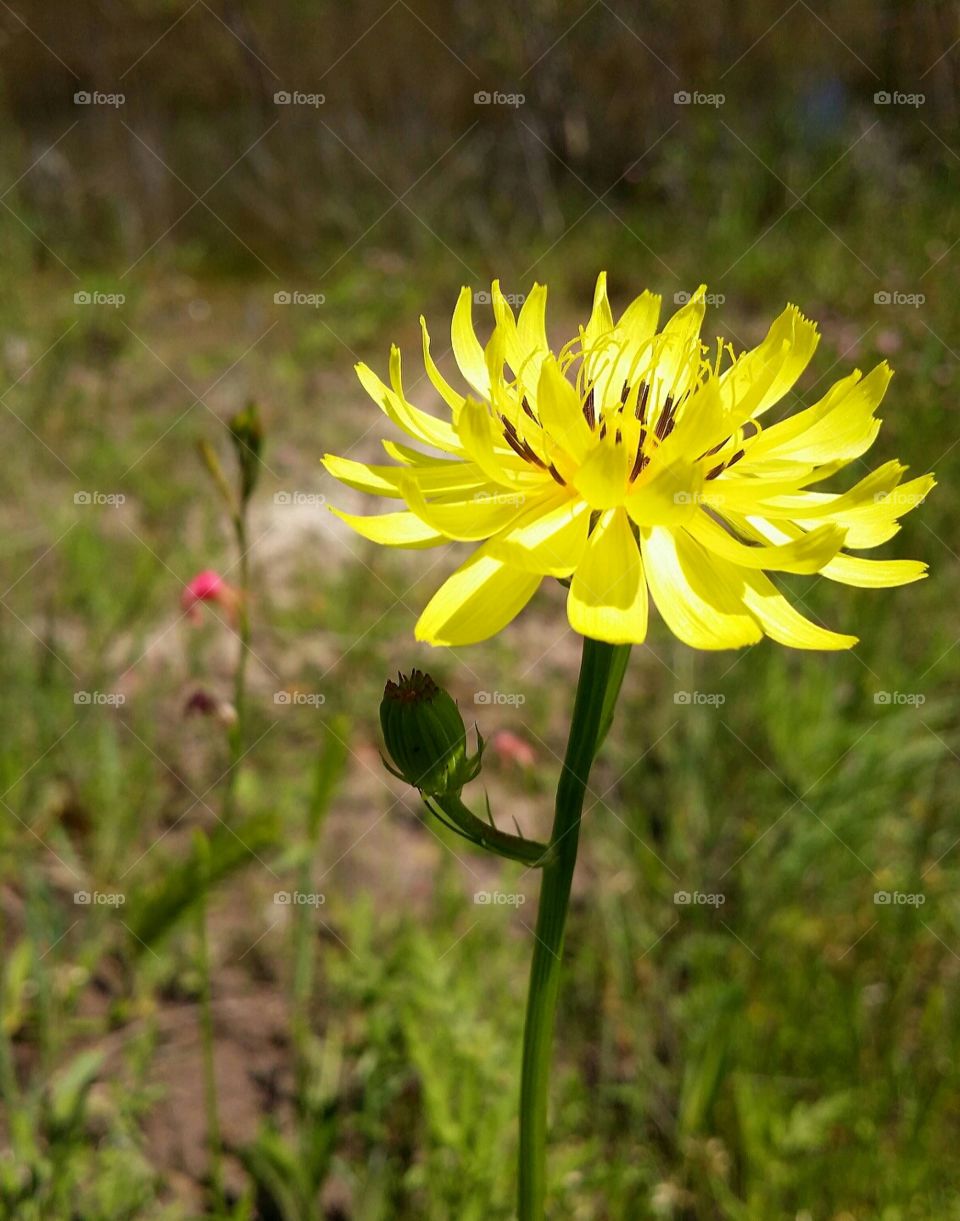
[0, 155, 958, 1219]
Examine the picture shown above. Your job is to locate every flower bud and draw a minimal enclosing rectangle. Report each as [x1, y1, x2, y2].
[380, 670, 481, 796]
[229, 401, 264, 504]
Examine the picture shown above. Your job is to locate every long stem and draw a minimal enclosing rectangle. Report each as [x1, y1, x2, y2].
[195, 861, 225, 1215]
[518, 636, 629, 1219]
[222, 513, 250, 821]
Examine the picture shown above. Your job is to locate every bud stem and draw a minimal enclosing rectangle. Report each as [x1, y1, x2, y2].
[517, 637, 630, 1219]
[431, 794, 551, 868]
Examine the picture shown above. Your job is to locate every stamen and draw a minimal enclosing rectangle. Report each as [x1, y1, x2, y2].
[636, 382, 650, 422]
[583, 389, 596, 430]
[655, 395, 676, 441]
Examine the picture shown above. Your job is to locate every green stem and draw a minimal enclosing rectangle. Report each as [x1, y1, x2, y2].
[518, 637, 630, 1219]
[223, 512, 250, 821]
[195, 863, 225, 1215]
[433, 794, 551, 868]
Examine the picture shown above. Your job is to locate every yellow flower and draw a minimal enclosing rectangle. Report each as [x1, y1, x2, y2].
[323, 277, 933, 649]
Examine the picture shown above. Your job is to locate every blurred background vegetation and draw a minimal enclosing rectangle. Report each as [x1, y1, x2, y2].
[0, 1, 958, 1218]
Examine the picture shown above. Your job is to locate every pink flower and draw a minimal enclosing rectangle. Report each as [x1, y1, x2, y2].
[489, 730, 536, 771]
[181, 569, 240, 624]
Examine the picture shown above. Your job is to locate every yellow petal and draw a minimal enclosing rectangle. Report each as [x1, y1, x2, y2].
[746, 363, 891, 465]
[583, 271, 614, 349]
[617, 290, 661, 348]
[737, 569, 858, 649]
[486, 494, 590, 576]
[400, 476, 537, 541]
[567, 509, 648, 643]
[420, 317, 464, 414]
[625, 457, 704, 528]
[739, 516, 929, 587]
[686, 513, 846, 573]
[516, 284, 549, 364]
[655, 286, 707, 400]
[416, 547, 541, 645]
[330, 507, 444, 548]
[537, 355, 592, 464]
[355, 360, 462, 454]
[817, 554, 929, 588]
[322, 453, 488, 498]
[572, 435, 630, 509]
[720, 304, 820, 420]
[817, 474, 937, 547]
[451, 287, 490, 397]
[719, 460, 906, 518]
[641, 526, 762, 649]
[456, 397, 530, 487]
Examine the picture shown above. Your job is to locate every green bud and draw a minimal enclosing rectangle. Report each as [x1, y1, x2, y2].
[380, 670, 481, 797]
[229, 401, 264, 504]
